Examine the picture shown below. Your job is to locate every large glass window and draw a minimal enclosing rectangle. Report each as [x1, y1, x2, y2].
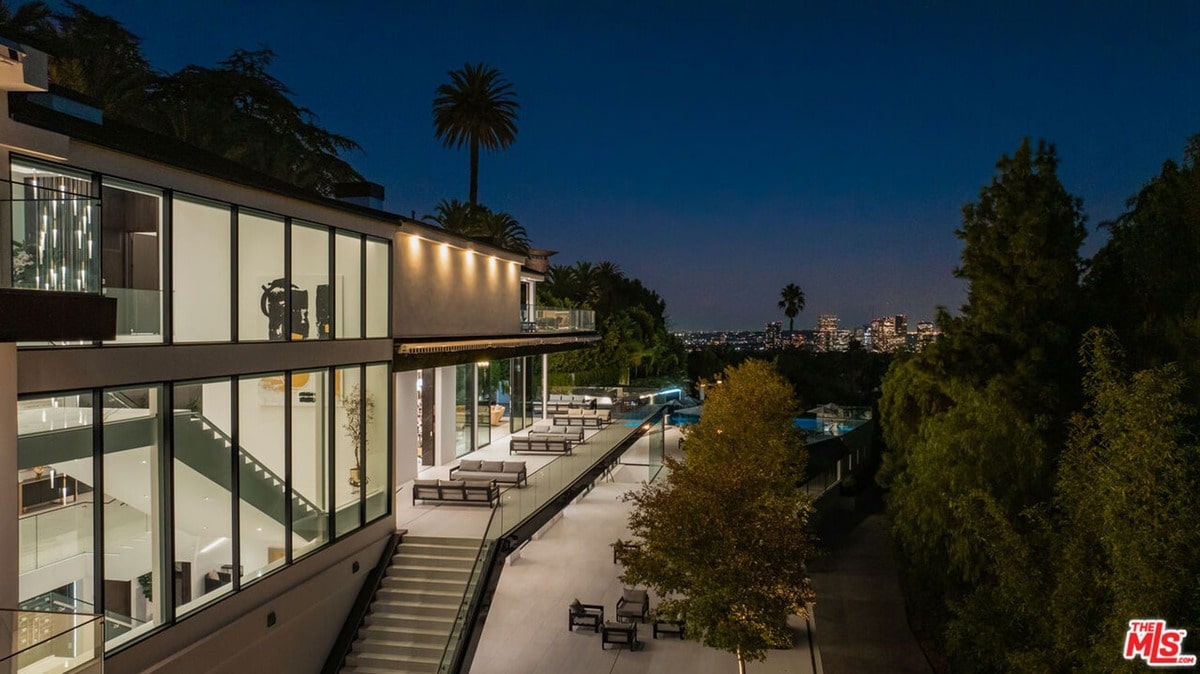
[102, 386, 163, 647]
[101, 179, 163, 343]
[364, 363, 389, 522]
[334, 232, 362, 339]
[508, 358, 525, 434]
[454, 364, 474, 458]
[291, 369, 330, 557]
[365, 238, 389, 338]
[476, 363, 492, 449]
[172, 197, 231, 343]
[291, 222, 330, 341]
[237, 211, 285, 342]
[237, 375, 287, 584]
[333, 366, 364, 537]
[172, 380, 233, 615]
[17, 393, 96, 616]
[10, 160, 98, 292]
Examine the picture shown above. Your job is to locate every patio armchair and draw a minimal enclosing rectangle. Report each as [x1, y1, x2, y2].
[615, 588, 649, 623]
[568, 599, 605, 632]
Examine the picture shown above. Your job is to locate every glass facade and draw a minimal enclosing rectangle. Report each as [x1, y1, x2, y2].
[172, 197, 232, 343]
[454, 364, 474, 457]
[14, 363, 391, 652]
[101, 179, 163, 343]
[5, 157, 390, 347]
[237, 210, 285, 342]
[476, 363, 492, 449]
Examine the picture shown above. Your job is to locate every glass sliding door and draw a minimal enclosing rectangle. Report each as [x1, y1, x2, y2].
[454, 364, 473, 457]
[509, 358, 525, 434]
[476, 363, 491, 449]
[102, 386, 163, 647]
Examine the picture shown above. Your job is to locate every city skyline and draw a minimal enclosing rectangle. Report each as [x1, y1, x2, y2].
[48, 0, 1200, 330]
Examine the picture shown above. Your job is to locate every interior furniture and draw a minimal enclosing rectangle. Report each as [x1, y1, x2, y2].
[616, 588, 649, 623]
[490, 404, 505, 426]
[411, 478, 499, 507]
[568, 600, 605, 633]
[602, 621, 642, 650]
[449, 459, 527, 487]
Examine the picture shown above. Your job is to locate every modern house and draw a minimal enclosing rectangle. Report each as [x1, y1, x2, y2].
[1, 39, 601, 673]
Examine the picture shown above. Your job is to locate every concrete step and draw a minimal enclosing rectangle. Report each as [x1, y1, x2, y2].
[341, 667, 437, 674]
[401, 535, 481, 548]
[397, 542, 480, 559]
[352, 637, 445, 659]
[393, 552, 476, 569]
[364, 612, 455, 631]
[377, 586, 464, 604]
[344, 651, 439, 673]
[381, 575, 465, 591]
[361, 623, 449, 644]
[371, 599, 460, 619]
[387, 565, 471, 582]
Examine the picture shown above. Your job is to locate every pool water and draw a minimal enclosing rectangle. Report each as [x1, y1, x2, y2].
[669, 414, 855, 434]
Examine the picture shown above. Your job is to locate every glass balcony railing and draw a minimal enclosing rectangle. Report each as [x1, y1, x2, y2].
[521, 307, 595, 333]
[436, 399, 666, 672]
[102, 287, 162, 342]
[0, 608, 103, 674]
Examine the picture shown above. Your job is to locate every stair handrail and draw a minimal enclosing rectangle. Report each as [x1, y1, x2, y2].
[175, 411, 322, 517]
[436, 402, 667, 673]
[320, 531, 403, 674]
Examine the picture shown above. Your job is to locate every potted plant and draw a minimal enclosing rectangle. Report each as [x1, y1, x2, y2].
[341, 385, 375, 490]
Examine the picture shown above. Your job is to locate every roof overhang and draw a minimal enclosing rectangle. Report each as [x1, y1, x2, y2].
[394, 332, 598, 370]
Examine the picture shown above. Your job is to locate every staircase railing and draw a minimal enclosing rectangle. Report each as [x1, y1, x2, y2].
[436, 402, 667, 673]
[320, 531, 402, 674]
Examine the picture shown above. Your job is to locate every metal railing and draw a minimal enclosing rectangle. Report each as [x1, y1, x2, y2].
[0, 608, 103, 673]
[521, 307, 595, 333]
[436, 400, 665, 672]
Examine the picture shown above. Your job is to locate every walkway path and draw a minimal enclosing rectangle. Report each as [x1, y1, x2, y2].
[808, 513, 930, 673]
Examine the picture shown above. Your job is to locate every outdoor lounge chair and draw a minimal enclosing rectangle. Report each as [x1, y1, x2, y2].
[568, 599, 605, 632]
[616, 588, 649, 623]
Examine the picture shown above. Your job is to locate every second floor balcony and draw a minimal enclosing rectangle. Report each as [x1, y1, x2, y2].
[521, 306, 596, 333]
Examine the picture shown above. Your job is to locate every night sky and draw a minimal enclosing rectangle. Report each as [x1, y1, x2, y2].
[52, 1, 1200, 330]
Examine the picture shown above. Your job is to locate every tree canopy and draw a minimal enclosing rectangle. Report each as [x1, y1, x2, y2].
[1, 1, 364, 195]
[617, 360, 815, 673]
[777, 283, 805, 334]
[423, 197, 530, 253]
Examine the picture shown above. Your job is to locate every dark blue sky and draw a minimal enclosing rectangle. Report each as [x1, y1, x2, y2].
[61, 1, 1200, 330]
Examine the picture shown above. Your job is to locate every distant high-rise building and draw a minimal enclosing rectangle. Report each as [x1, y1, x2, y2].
[815, 314, 839, 352]
[915, 320, 939, 351]
[764, 320, 783, 350]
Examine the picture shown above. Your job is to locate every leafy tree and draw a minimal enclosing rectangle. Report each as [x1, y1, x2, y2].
[877, 139, 1087, 667]
[432, 62, 519, 205]
[618, 360, 815, 674]
[1085, 134, 1200, 405]
[1, 1, 365, 195]
[777, 283, 805, 334]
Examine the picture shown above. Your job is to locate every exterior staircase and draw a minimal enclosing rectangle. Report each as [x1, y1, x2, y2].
[341, 536, 481, 674]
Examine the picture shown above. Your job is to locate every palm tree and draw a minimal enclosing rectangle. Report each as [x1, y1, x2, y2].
[432, 62, 519, 205]
[778, 283, 806, 334]
[477, 209, 530, 253]
[423, 197, 480, 234]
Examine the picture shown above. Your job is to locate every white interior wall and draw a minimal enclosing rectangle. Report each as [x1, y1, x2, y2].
[334, 234, 361, 339]
[393, 370, 419, 486]
[172, 198, 231, 343]
[237, 212, 283, 341]
[434, 366, 456, 467]
[291, 223, 328, 341]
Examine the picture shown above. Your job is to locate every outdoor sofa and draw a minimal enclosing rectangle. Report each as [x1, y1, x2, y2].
[411, 478, 499, 507]
[449, 459, 527, 487]
[510, 437, 573, 455]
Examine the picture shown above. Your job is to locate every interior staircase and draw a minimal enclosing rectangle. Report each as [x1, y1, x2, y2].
[340, 536, 481, 674]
